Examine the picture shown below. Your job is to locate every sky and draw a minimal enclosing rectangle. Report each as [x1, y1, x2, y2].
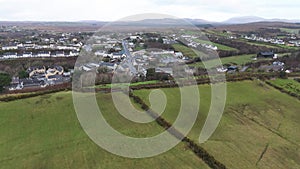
[0, 0, 299, 22]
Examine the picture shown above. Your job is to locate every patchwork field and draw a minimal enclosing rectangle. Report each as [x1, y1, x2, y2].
[0, 91, 209, 169]
[1, 80, 300, 169]
[134, 80, 300, 169]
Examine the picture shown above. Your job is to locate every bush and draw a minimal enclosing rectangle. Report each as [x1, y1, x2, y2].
[0, 72, 11, 92]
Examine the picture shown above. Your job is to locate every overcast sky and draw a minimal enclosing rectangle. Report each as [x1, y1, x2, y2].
[0, 0, 299, 21]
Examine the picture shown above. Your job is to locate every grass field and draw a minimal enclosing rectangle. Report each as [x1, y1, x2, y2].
[267, 78, 300, 96]
[0, 91, 210, 169]
[239, 39, 299, 50]
[134, 81, 300, 169]
[190, 52, 291, 68]
[172, 44, 198, 58]
[280, 28, 300, 34]
[241, 40, 279, 49]
[189, 54, 256, 68]
[94, 80, 159, 89]
[203, 30, 230, 37]
[194, 39, 238, 51]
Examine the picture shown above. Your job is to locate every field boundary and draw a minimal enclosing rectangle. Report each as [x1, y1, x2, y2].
[266, 80, 300, 100]
[129, 91, 227, 169]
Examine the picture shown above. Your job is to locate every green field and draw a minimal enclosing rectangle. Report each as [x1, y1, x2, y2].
[172, 44, 198, 58]
[267, 78, 300, 96]
[190, 54, 256, 68]
[280, 28, 300, 34]
[190, 52, 291, 68]
[134, 81, 300, 169]
[2, 80, 300, 169]
[203, 30, 230, 37]
[94, 80, 159, 89]
[0, 91, 210, 169]
[241, 40, 279, 49]
[194, 39, 238, 51]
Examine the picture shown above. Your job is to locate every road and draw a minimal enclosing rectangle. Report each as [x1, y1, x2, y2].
[122, 40, 137, 75]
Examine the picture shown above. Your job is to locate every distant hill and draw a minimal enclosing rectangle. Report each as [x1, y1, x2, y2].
[1, 16, 300, 32]
[212, 21, 300, 32]
[223, 16, 300, 24]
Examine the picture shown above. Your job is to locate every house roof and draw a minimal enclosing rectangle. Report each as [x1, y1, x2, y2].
[258, 51, 274, 56]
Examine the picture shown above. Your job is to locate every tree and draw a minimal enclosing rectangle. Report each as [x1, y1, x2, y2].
[279, 71, 287, 79]
[158, 37, 164, 44]
[146, 68, 156, 80]
[18, 70, 29, 78]
[132, 39, 137, 44]
[0, 73, 11, 92]
[97, 67, 108, 73]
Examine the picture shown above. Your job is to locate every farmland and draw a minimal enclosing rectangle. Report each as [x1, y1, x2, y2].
[189, 54, 255, 68]
[280, 28, 300, 34]
[189, 52, 291, 68]
[172, 44, 199, 58]
[0, 91, 210, 169]
[267, 78, 300, 97]
[134, 81, 300, 169]
[194, 39, 238, 51]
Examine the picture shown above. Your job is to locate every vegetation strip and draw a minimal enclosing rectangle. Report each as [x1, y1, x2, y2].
[0, 84, 71, 102]
[266, 80, 300, 100]
[129, 91, 227, 169]
[256, 144, 269, 166]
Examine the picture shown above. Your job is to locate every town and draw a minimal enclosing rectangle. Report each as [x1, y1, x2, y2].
[1, 24, 300, 92]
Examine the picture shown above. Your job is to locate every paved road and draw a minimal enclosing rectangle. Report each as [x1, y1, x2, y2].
[122, 40, 137, 75]
[241, 66, 249, 72]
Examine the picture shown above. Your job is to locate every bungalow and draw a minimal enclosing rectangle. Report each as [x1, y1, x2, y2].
[3, 52, 17, 59]
[46, 66, 64, 78]
[112, 52, 126, 59]
[23, 52, 32, 58]
[174, 52, 183, 58]
[81, 63, 99, 71]
[130, 36, 142, 40]
[257, 52, 275, 58]
[37, 51, 51, 57]
[20, 78, 46, 89]
[99, 62, 118, 71]
[2, 46, 18, 51]
[70, 50, 79, 57]
[227, 66, 238, 72]
[155, 67, 173, 76]
[27, 66, 46, 77]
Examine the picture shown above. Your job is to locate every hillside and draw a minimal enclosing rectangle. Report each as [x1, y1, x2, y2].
[0, 91, 209, 169]
[134, 81, 300, 169]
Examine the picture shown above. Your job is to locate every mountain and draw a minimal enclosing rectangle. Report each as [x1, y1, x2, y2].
[183, 18, 215, 24]
[223, 16, 266, 24]
[223, 16, 300, 24]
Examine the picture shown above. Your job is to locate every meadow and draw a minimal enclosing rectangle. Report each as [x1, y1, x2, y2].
[134, 80, 300, 169]
[193, 39, 238, 51]
[0, 91, 210, 169]
[267, 78, 300, 97]
[189, 54, 255, 68]
[1, 80, 300, 169]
